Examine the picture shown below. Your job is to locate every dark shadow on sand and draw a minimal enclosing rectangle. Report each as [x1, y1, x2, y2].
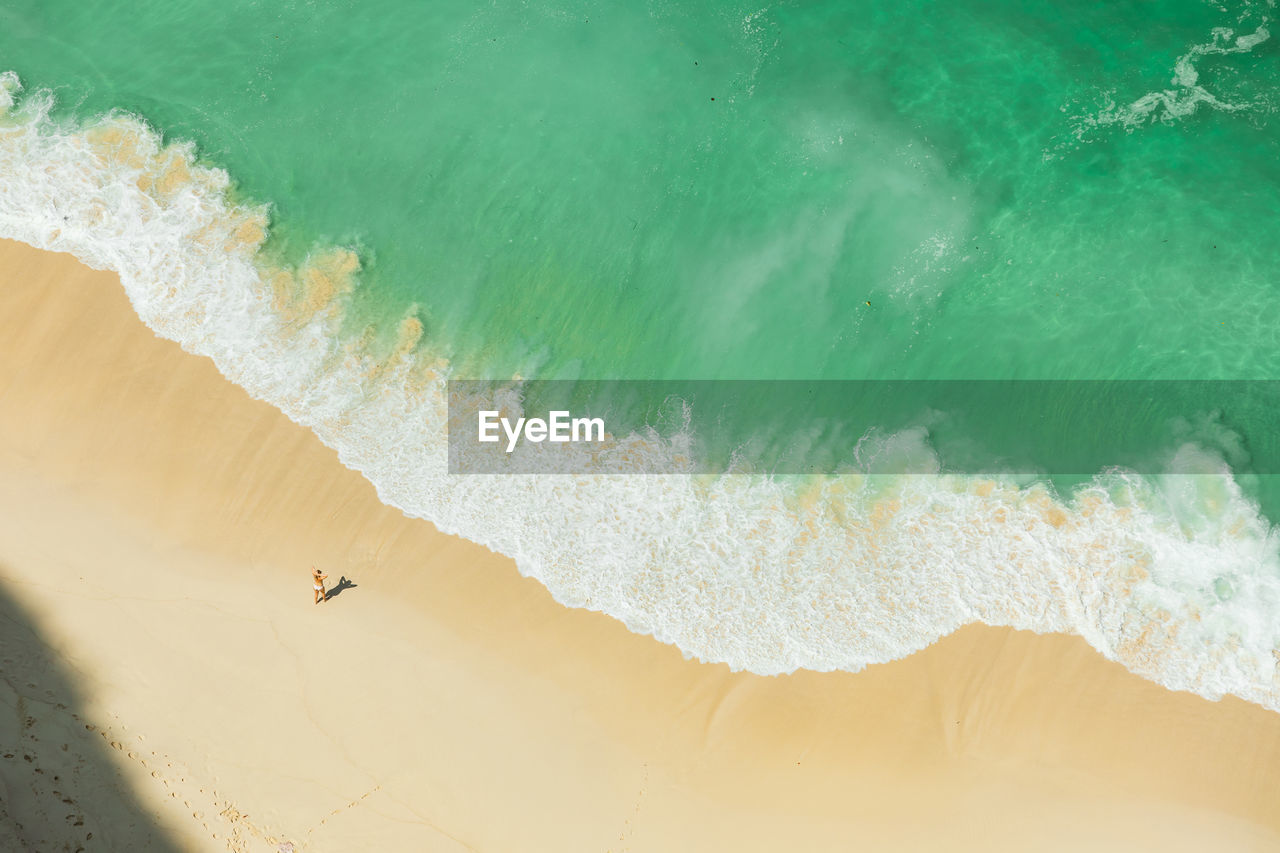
[324, 576, 357, 601]
[0, 568, 183, 851]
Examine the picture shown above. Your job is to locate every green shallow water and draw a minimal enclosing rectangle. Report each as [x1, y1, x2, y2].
[2, 0, 1278, 464]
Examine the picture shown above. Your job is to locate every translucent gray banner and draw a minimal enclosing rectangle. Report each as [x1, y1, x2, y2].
[447, 380, 1280, 477]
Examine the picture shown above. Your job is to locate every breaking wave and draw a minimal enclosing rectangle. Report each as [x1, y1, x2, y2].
[2, 71, 1277, 710]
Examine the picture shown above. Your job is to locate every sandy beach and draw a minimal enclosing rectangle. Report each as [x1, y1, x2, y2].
[1, 235, 1279, 851]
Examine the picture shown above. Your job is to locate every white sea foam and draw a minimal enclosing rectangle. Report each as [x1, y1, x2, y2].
[1071, 0, 1275, 138]
[2, 72, 1278, 710]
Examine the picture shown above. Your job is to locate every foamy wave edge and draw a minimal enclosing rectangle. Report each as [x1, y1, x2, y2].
[3, 71, 1278, 710]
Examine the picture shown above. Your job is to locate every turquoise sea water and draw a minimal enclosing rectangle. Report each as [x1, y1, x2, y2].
[2, 0, 1279, 706]
[4, 0, 1277, 381]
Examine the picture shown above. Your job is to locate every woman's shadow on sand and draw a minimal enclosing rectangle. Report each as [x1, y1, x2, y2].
[325, 576, 357, 601]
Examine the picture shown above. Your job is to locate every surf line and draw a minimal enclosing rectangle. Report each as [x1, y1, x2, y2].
[478, 410, 606, 453]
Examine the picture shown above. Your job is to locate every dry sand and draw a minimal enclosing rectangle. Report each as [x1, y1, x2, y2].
[1, 236, 1278, 851]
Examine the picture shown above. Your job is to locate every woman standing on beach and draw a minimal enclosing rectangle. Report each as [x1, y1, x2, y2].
[312, 567, 328, 604]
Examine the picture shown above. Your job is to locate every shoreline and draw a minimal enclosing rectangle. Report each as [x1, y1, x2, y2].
[5, 69, 1279, 707]
[2, 236, 1279, 850]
